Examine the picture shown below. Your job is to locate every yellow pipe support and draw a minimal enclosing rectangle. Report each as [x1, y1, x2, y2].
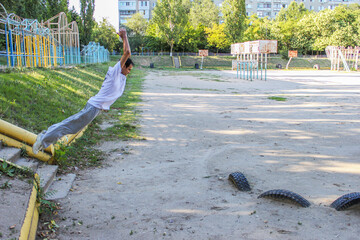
[0, 133, 53, 163]
[19, 174, 40, 240]
[58, 125, 88, 147]
[0, 119, 89, 158]
[0, 119, 54, 154]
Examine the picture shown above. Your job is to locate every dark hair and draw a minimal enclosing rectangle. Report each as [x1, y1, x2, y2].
[125, 58, 134, 68]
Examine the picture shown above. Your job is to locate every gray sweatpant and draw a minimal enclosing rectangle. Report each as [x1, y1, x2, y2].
[40, 103, 101, 148]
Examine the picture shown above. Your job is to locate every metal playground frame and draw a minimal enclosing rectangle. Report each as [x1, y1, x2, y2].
[0, 4, 109, 68]
[325, 46, 360, 72]
[231, 40, 277, 81]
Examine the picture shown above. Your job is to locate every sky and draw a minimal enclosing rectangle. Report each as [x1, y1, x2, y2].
[68, 0, 119, 30]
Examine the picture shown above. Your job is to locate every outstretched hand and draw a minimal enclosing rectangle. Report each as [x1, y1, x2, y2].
[118, 28, 127, 39]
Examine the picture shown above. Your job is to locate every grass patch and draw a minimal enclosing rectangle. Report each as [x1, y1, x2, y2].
[268, 96, 287, 101]
[0, 61, 145, 172]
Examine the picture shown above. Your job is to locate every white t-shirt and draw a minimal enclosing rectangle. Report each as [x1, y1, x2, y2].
[87, 61, 126, 110]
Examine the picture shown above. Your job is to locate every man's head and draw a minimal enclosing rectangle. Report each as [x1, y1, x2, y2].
[121, 58, 134, 76]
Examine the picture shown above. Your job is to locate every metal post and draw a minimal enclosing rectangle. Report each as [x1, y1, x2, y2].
[265, 53, 267, 81]
[260, 53, 263, 80]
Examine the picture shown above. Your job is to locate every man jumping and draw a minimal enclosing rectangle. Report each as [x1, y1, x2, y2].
[33, 28, 133, 154]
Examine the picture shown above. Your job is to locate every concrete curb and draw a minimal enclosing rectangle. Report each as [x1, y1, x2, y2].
[19, 174, 40, 240]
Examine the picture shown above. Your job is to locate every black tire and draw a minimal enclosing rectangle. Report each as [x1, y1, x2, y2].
[228, 172, 251, 191]
[330, 192, 360, 211]
[258, 189, 311, 207]
[276, 64, 282, 69]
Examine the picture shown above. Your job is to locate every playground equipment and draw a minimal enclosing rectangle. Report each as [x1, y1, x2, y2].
[0, 4, 109, 68]
[325, 46, 360, 72]
[231, 40, 277, 81]
[0, 4, 78, 68]
[42, 12, 81, 65]
[81, 42, 110, 64]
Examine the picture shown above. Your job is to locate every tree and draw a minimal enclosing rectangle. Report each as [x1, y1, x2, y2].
[176, 23, 206, 52]
[271, 2, 308, 52]
[92, 18, 119, 52]
[144, 23, 168, 52]
[276, 2, 308, 21]
[6, 0, 47, 20]
[292, 12, 317, 53]
[243, 15, 272, 42]
[151, 0, 188, 56]
[189, 0, 219, 28]
[125, 12, 148, 52]
[80, 0, 95, 46]
[205, 23, 230, 53]
[45, 0, 69, 19]
[221, 0, 246, 43]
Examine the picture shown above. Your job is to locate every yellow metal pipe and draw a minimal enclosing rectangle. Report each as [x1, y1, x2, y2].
[0, 119, 53, 154]
[58, 125, 88, 147]
[0, 133, 53, 163]
[0, 119, 89, 156]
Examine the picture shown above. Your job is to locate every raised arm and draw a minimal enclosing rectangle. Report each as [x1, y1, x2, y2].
[118, 28, 131, 69]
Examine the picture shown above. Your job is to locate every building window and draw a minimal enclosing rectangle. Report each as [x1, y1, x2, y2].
[310, 5, 314, 10]
[257, 3, 271, 8]
[120, 10, 136, 15]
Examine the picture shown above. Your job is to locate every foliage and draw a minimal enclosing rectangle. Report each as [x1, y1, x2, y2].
[276, 2, 308, 21]
[0, 161, 15, 177]
[45, 0, 69, 19]
[125, 13, 149, 52]
[0, 0, 47, 20]
[176, 23, 207, 52]
[189, 0, 220, 28]
[243, 15, 272, 41]
[222, 0, 247, 43]
[34, 178, 58, 215]
[80, 0, 95, 46]
[92, 18, 119, 52]
[205, 23, 230, 53]
[145, 23, 168, 52]
[0, 159, 33, 178]
[151, 0, 189, 55]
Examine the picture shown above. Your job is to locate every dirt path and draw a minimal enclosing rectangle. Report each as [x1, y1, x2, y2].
[56, 70, 360, 240]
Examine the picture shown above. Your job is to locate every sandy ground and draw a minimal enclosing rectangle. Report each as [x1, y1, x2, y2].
[54, 69, 360, 240]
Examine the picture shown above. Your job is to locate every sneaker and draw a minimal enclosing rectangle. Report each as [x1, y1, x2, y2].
[32, 131, 45, 154]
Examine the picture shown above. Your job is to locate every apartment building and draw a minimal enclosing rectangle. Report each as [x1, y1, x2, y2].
[214, 0, 360, 19]
[118, 0, 157, 25]
[118, 0, 360, 25]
